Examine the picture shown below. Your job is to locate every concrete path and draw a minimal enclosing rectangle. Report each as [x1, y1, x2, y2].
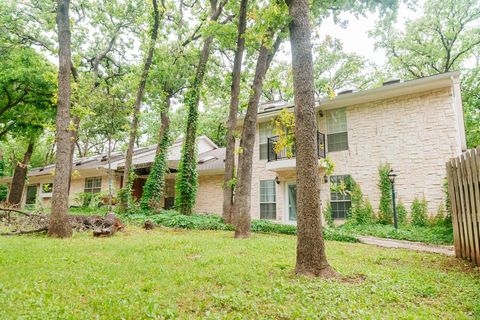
[357, 236, 455, 256]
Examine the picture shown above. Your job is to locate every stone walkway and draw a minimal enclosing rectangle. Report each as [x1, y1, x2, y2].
[357, 236, 455, 256]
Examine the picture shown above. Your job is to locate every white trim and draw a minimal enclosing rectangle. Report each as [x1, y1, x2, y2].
[451, 76, 467, 152]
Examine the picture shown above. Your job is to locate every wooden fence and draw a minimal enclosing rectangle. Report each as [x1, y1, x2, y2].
[446, 147, 480, 266]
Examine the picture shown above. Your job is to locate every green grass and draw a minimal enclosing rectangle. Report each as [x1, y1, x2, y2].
[0, 227, 478, 319]
[338, 223, 454, 245]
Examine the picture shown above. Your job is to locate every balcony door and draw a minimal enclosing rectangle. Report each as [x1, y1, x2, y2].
[286, 182, 297, 224]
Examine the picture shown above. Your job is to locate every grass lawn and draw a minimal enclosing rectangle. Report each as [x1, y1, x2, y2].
[0, 227, 478, 319]
[337, 223, 454, 245]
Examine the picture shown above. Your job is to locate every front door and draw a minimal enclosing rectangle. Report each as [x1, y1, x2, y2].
[287, 183, 297, 223]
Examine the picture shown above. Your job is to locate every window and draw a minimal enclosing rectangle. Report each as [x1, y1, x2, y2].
[329, 175, 351, 219]
[326, 108, 348, 152]
[84, 177, 102, 193]
[259, 122, 275, 160]
[260, 180, 276, 219]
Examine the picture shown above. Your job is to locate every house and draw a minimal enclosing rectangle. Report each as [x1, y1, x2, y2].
[0, 71, 466, 224]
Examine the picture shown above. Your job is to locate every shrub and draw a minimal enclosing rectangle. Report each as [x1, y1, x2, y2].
[73, 192, 106, 208]
[323, 202, 334, 228]
[348, 179, 374, 225]
[126, 210, 358, 242]
[396, 200, 407, 226]
[378, 163, 393, 224]
[0, 185, 7, 202]
[411, 196, 428, 227]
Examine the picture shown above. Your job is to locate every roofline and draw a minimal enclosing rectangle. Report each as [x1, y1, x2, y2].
[238, 71, 461, 125]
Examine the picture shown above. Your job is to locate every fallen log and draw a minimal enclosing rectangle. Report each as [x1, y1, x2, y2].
[0, 208, 124, 237]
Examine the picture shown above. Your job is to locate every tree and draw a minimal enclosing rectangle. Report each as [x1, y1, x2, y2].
[222, 0, 248, 224]
[287, 0, 337, 278]
[372, 0, 480, 78]
[121, 0, 162, 207]
[462, 65, 480, 148]
[48, 0, 73, 238]
[175, 0, 227, 216]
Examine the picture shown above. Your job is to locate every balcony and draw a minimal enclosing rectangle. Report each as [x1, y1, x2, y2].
[266, 131, 326, 171]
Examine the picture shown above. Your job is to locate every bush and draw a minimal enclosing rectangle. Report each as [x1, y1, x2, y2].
[73, 192, 106, 208]
[411, 196, 428, 227]
[378, 164, 393, 224]
[323, 203, 334, 228]
[0, 185, 7, 202]
[348, 179, 374, 225]
[396, 200, 407, 226]
[126, 210, 358, 243]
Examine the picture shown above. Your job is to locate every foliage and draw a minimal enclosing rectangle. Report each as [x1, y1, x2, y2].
[323, 202, 334, 228]
[272, 108, 295, 158]
[338, 223, 454, 245]
[396, 200, 408, 226]
[140, 122, 171, 211]
[443, 178, 453, 228]
[117, 170, 137, 212]
[347, 178, 374, 225]
[461, 66, 480, 148]
[378, 163, 393, 224]
[125, 209, 357, 242]
[372, 0, 480, 78]
[73, 192, 107, 208]
[411, 196, 429, 227]
[0, 159, 6, 202]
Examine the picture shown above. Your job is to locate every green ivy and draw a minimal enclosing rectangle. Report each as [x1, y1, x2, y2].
[396, 200, 407, 226]
[347, 177, 374, 225]
[378, 163, 393, 224]
[117, 170, 137, 212]
[175, 87, 200, 215]
[141, 123, 171, 211]
[411, 196, 428, 227]
[323, 202, 334, 228]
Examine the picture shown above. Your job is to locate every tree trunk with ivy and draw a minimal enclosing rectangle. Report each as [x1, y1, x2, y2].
[7, 142, 34, 206]
[141, 97, 171, 211]
[48, 0, 73, 238]
[232, 35, 282, 238]
[175, 0, 226, 216]
[287, 0, 337, 278]
[222, 0, 248, 224]
[121, 0, 160, 209]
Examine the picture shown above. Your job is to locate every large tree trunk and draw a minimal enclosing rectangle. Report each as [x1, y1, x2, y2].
[7, 142, 34, 206]
[287, 0, 337, 278]
[222, 0, 248, 224]
[175, 0, 226, 216]
[121, 0, 160, 203]
[48, 0, 73, 238]
[232, 35, 282, 238]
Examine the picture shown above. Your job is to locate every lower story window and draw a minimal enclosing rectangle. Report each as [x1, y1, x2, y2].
[84, 177, 102, 193]
[260, 180, 276, 219]
[330, 175, 352, 219]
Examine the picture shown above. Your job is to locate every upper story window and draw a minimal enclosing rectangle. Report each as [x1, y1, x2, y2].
[84, 177, 102, 194]
[259, 122, 275, 160]
[326, 107, 348, 152]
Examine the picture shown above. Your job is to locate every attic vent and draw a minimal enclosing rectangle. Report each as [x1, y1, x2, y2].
[263, 106, 277, 111]
[39, 168, 44, 172]
[75, 161, 82, 166]
[338, 89, 353, 95]
[383, 79, 401, 86]
[198, 156, 216, 164]
[101, 156, 108, 162]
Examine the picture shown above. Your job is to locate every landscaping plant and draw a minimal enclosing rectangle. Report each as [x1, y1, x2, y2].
[378, 163, 393, 224]
[411, 196, 428, 227]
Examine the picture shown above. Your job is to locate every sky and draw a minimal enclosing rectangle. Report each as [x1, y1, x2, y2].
[277, 1, 425, 67]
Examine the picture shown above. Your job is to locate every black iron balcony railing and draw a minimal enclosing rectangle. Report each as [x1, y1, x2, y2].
[267, 131, 326, 162]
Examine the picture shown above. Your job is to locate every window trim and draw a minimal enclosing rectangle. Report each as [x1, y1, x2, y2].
[260, 179, 276, 220]
[329, 175, 352, 220]
[326, 107, 348, 152]
[84, 176, 102, 194]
